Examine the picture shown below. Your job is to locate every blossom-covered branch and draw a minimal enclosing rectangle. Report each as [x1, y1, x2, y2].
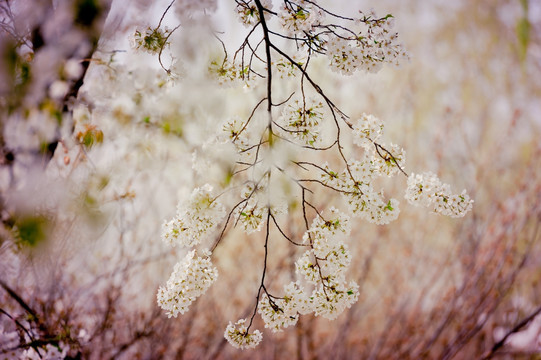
[140, 0, 474, 350]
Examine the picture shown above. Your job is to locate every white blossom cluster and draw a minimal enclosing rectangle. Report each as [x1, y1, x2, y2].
[327, 11, 409, 74]
[161, 184, 225, 247]
[257, 293, 299, 332]
[236, 0, 273, 27]
[3, 110, 58, 152]
[311, 114, 403, 225]
[273, 57, 301, 78]
[235, 179, 268, 233]
[318, 144, 403, 225]
[236, 197, 268, 234]
[311, 281, 359, 320]
[209, 3, 409, 88]
[298, 208, 359, 318]
[320, 158, 401, 226]
[222, 116, 253, 155]
[157, 186, 223, 319]
[351, 114, 406, 177]
[311, 268, 358, 318]
[304, 207, 351, 258]
[254, 208, 358, 335]
[256, 282, 313, 333]
[340, 152, 401, 225]
[208, 60, 253, 87]
[224, 318, 263, 349]
[405, 172, 473, 218]
[235, 176, 289, 234]
[279, 0, 325, 35]
[343, 188, 400, 225]
[129, 26, 171, 55]
[157, 249, 218, 317]
[279, 98, 324, 146]
[373, 143, 406, 177]
[212, 97, 470, 347]
[352, 113, 384, 149]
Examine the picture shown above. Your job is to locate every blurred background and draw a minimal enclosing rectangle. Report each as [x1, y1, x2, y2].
[1, 0, 540, 358]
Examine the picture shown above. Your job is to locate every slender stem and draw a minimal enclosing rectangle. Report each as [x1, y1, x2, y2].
[157, 0, 176, 29]
[254, 0, 274, 144]
[246, 209, 272, 331]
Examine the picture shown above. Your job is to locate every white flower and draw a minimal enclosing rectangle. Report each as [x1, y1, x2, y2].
[258, 293, 299, 332]
[161, 184, 225, 247]
[130, 26, 171, 55]
[372, 143, 406, 177]
[319, 243, 352, 279]
[284, 281, 313, 315]
[404, 172, 441, 207]
[327, 37, 362, 75]
[279, 98, 324, 146]
[320, 162, 348, 190]
[274, 57, 301, 78]
[236, 0, 273, 27]
[340, 157, 400, 225]
[279, 1, 325, 35]
[349, 156, 377, 186]
[326, 11, 408, 74]
[236, 197, 267, 234]
[208, 60, 253, 87]
[224, 319, 263, 349]
[157, 249, 218, 318]
[405, 172, 473, 217]
[344, 188, 400, 225]
[222, 116, 251, 151]
[258, 281, 314, 332]
[352, 113, 384, 149]
[311, 280, 359, 320]
[295, 250, 319, 284]
[310, 207, 351, 238]
[304, 207, 351, 258]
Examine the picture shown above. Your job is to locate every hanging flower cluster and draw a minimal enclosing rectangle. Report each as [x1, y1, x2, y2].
[236, 0, 273, 27]
[279, 0, 325, 35]
[130, 26, 171, 55]
[278, 98, 324, 146]
[405, 172, 473, 218]
[157, 249, 219, 317]
[326, 10, 408, 74]
[157, 185, 224, 318]
[224, 318, 263, 349]
[161, 184, 225, 248]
